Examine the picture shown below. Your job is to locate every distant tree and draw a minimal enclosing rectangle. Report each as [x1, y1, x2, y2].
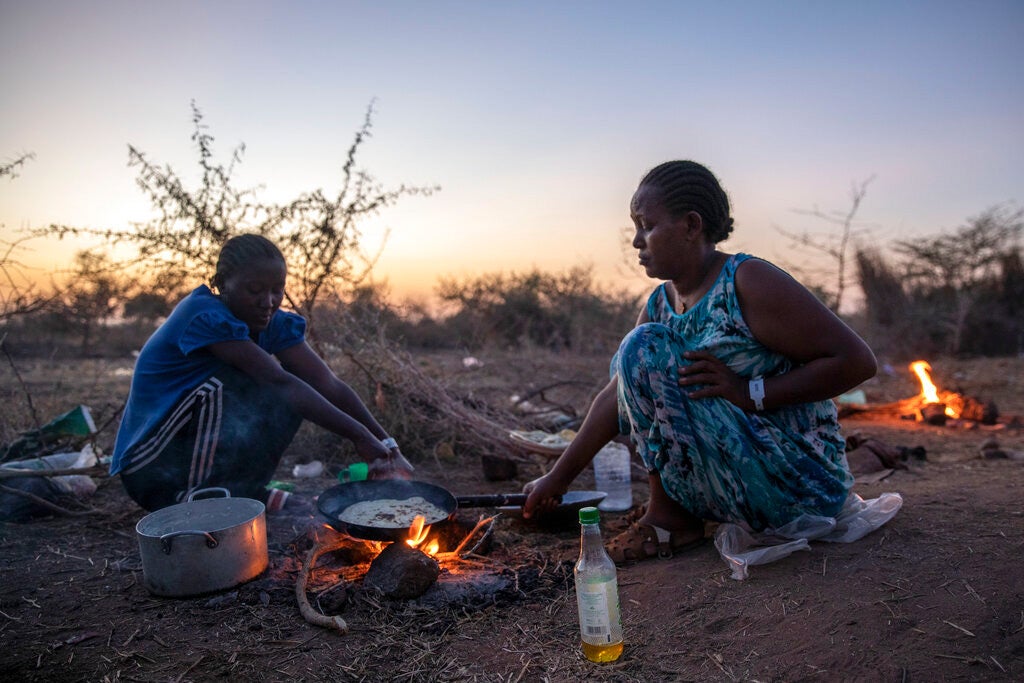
[122, 292, 172, 322]
[854, 247, 919, 357]
[893, 204, 1022, 354]
[120, 268, 191, 324]
[776, 176, 875, 313]
[51, 251, 129, 354]
[436, 265, 638, 351]
[38, 101, 438, 338]
[1, 153, 58, 324]
[1, 235, 56, 324]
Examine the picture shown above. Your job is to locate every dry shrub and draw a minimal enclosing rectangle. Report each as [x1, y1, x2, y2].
[313, 305, 522, 464]
[309, 300, 614, 470]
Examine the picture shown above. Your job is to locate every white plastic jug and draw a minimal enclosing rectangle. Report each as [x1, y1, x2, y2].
[592, 442, 633, 512]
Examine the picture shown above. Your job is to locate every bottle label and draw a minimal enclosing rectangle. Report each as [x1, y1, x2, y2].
[577, 580, 618, 644]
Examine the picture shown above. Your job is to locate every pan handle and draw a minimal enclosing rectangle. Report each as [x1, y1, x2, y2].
[456, 493, 528, 507]
[455, 493, 563, 508]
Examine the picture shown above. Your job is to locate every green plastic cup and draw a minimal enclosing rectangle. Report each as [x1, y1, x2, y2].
[339, 462, 368, 482]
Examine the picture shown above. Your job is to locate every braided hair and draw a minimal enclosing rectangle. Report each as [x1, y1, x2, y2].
[212, 234, 286, 290]
[639, 161, 734, 243]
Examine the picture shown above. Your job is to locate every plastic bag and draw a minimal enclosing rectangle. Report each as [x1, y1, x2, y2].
[0, 445, 99, 521]
[2, 405, 96, 460]
[714, 492, 903, 580]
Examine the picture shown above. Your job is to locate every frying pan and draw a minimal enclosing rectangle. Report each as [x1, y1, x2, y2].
[317, 479, 606, 541]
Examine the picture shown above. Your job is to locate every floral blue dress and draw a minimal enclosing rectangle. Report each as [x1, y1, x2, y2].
[613, 253, 853, 530]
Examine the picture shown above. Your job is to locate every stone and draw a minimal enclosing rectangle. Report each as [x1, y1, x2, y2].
[364, 542, 439, 600]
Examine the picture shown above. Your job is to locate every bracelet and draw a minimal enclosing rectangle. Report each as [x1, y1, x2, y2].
[748, 377, 765, 412]
[380, 437, 399, 450]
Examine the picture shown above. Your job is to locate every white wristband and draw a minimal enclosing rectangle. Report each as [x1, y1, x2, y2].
[749, 378, 765, 412]
[381, 437, 399, 450]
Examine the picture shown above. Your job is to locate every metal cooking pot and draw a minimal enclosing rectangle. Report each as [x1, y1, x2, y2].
[317, 479, 606, 542]
[135, 488, 268, 597]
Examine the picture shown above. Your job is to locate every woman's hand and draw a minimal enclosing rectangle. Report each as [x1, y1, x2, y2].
[523, 473, 568, 520]
[678, 350, 749, 409]
[369, 448, 415, 480]
[356, 433, 415, 480]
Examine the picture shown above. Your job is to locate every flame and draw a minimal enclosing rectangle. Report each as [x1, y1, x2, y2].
[909, 361, 941, 403]
[406, 515, 429, 546]
[405, 515, 439, 556]
[908, 361, 958, 418]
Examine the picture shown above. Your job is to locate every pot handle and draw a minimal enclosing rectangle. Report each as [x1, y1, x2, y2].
[159, 530, 219, 554]
[186, 487, 231, 502]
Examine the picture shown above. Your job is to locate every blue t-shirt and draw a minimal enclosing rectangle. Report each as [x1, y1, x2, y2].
[110, 285, 306, 475]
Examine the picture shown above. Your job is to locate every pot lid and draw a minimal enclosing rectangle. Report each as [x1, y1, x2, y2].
[136, 497, 265, 537]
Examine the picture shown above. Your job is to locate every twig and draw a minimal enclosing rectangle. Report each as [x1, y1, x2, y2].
[0, 334, 40, 429]
[0, 483, 95, 516]
[445, 515, 498, 557]
[173, 654, 204, 683]
[339, 342, 521, 459]
[296, 538, 349, 634]
[0, 465, 107, 480]
[460, 514, 500, 558]
[943, 620, 976, 637]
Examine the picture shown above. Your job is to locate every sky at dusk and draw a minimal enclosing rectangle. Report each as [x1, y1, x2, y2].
[2, 0, 1022, 305]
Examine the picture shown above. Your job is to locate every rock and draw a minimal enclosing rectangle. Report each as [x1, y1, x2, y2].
[364, 542, 439, 600]
[481, 454, 518, 481]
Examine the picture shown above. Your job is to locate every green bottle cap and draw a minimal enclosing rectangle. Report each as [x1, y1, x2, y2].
[578, 506, 600, 524]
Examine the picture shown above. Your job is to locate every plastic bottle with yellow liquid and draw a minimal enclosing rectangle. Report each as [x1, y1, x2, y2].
[574, 506, 624, 662]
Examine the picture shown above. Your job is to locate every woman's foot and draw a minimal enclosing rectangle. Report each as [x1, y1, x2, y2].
[636, 510, 704, 544]
[606, 520, 706, 564]
[605, 470, 706, 563]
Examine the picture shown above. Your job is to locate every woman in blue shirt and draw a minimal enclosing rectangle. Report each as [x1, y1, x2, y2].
[111, 234, 411, 511]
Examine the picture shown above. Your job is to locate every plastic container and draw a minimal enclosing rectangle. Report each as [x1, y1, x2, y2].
[292, 460, 324, 478]
[592, 442, 632, 511]
[575, 507, 624, 663]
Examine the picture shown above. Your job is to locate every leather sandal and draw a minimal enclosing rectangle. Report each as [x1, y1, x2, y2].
[609, 504, 647, 532]
[606, 521, 706, 564]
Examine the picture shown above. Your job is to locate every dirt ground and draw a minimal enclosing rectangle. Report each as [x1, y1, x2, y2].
[1, 352, 1022, 682]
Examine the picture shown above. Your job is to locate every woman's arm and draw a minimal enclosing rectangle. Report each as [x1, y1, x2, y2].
[523, 306, 650, 518]
[276, 342, 414, 477]
[681, 258, 877, 410]
[277, 342, 389, 439]
[206, 339, 392, 464]
[523, 378, 620, 518]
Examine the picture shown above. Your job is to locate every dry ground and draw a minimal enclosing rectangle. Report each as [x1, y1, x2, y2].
[1, 351, 1022, 682]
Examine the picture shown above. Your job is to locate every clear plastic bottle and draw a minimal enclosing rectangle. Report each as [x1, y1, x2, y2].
[574, 506, 624, 663]
[592, 442, 632, 512]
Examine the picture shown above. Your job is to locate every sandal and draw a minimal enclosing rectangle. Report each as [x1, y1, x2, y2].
[606, 521, 706, 564]
[607, 504, 647, 532]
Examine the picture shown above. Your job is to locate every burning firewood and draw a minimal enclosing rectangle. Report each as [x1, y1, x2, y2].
[839, 361, 1000, 426]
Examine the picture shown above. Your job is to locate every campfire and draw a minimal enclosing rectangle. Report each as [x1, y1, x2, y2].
[295, 512, 501, 634]
[841, 360, 999, 427]
[897, 361, 999, 425]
